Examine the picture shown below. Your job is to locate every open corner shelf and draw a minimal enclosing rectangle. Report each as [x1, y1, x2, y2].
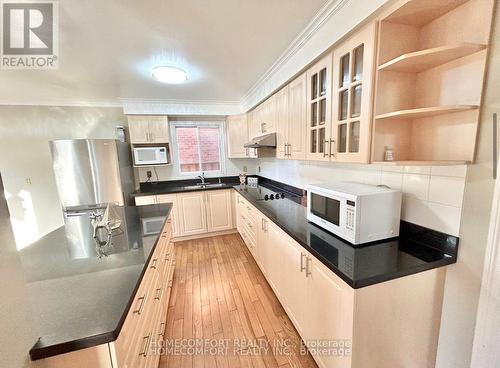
[372, 160, 471, 166]
[375, 105, 478, 121]
[378, 43, 486, 73]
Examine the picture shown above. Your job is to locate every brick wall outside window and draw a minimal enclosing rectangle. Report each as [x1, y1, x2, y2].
[176, 126, 221, 173]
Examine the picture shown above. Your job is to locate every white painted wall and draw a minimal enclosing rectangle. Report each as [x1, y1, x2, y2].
[258, 159, 467, 236]
[0, 106, 127, 249]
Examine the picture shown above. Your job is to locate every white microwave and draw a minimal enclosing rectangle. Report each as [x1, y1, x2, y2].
[133, 146, 168, 166]
[307, 182, 402, 245]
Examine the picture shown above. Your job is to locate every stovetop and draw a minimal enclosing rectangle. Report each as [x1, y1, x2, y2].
[238, 183, 303, 204]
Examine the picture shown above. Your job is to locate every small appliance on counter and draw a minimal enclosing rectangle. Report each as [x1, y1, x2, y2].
[307, 182, 402, 245]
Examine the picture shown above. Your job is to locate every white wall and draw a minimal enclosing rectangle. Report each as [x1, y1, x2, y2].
[258, 159, 467, 236]
[0, 106, 127, 249]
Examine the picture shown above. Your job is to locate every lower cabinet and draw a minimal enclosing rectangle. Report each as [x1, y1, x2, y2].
[33, 218, 176, 368]
[135, 189, 234, 239]
[234, 193, 445, 368]
[176, 191, 208, 236]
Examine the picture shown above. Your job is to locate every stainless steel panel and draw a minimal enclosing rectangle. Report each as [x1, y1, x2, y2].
[49, 139, 129, 210]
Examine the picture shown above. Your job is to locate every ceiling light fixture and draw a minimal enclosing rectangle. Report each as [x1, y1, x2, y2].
[151, 65, 188, 84]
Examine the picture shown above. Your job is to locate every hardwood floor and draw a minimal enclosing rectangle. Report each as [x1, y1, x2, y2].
[159, 233, 318, 368]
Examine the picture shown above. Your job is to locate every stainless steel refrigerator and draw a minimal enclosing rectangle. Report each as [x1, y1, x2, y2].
[49, 139, 135, 214]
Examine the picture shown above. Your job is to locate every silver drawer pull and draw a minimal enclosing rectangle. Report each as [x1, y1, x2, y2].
[306, 257, 312, 277]
[150, 258, 158, 269]
[159, 322, 166, 337]
[139, 334, 152, 357]
[154, 287, 163, 300]
[300, 253, 306, 272]
[133, 295, 146, 315]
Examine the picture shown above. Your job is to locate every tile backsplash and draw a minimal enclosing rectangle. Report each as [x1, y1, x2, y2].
[258, 159, 467, 236]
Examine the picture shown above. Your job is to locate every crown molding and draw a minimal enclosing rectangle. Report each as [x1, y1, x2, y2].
[240, 0, 348, 109]
[0, 99, 123, 108]
[240, 0, 391, 112]
[121, 98, 241, 116]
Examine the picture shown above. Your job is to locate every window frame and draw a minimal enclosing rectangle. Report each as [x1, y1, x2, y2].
[170, 121, 226, 177]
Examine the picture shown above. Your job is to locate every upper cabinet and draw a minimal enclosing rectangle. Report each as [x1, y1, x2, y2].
[306, 53, 333, 161]
[304, 22, 376, 163]
[332, 23, 376, 163]
[371, 0, 495, 165]
[276, 74, 308, 160]
[226, 114, 249, 158]
[128, 115, 170, 144]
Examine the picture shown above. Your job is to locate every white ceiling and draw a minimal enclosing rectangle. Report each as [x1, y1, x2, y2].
[0, 0, 329, 107]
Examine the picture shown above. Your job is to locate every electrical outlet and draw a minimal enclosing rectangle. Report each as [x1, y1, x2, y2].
[146, 171, 152, 179]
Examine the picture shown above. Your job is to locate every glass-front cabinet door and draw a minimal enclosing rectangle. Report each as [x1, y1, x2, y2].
[306, 53, 332, 161]
[331, 22, 376, 163]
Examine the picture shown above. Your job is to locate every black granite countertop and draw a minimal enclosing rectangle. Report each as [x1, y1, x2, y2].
[131, 176, 241, 197]
[233, 183, 458, 289]
[21, 203, 172, 360]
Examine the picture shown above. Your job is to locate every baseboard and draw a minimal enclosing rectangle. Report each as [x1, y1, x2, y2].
[172, 228, 238, 242]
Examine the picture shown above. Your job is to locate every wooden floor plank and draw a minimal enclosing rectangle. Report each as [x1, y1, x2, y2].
[160, 235, 318, 368]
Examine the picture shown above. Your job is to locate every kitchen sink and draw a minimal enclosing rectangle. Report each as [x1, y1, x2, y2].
[183, 183, 227, 190]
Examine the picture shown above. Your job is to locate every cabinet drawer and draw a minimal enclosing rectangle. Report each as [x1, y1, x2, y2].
[135, 196, 157, 206]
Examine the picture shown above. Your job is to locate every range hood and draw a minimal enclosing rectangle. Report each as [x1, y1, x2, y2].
[244, 133, 276, 148]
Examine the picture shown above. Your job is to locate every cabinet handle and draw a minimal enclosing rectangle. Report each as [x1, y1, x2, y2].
[159, 322, 166, 338]
[329, 139, 335, 157]
[150, 258, 158, 269]
[261, 218, 265, 231]
[133, 295, 146, 315]
[261, 122, 266, 133]
[300, 253, 306, 272]
[323, 140, 329, 157]
[154, 287, 163, 300]
[288, 144, 292, 157]
[139, 334, 152, 357]
[494, 113, 498, 179]
[305, 256, 312, 277]
[283, 143, 287, 156]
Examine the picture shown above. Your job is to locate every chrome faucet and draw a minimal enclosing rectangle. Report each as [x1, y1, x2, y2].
[197, 172, 206, 184]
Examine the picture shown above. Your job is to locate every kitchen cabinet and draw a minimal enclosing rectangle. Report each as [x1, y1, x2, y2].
[128, 115, 170, 144]
[156, 194, 180, 237]
[247, 108, 261, 140]
[332, 22, 376, 163]
[226, 114, 249, 158]
[234, 191, 446, 368]
[176, 191, 208, 236]
[371, 0, 494, 165]
[276, 74, 308, 159]
[275, 86, 289, 159]
[205, 189, 233, 232]
[33, 218, 176, 368]
[137, 190, 234, 239]
[135, 194, 180, 237]
[306, 53, 333, 160]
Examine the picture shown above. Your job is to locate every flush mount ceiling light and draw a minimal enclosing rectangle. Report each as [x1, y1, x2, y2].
[151, 65, 188, 84]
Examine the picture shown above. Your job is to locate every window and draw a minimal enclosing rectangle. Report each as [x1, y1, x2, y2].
[171, 121, 225, 175]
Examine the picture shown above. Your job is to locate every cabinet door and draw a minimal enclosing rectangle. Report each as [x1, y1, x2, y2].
[206, 189, 233, 232]
[128, 116, 151, 144]
[305, 257, 354, 368]
[331, 23, 375, 163]
[275, 86, 289, 159]
[262, 94, 277, 134]
[280, 236, 308, 336]
[247, 109, 260, 140]
[176, 192, 207, 236]
[156, 194, 180, 237]
[306, 53, 333, 161]
[227, 114, 249, 158]
[148, 116, 170, 143]
[288, 73, 308, 160]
